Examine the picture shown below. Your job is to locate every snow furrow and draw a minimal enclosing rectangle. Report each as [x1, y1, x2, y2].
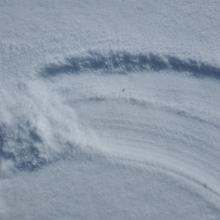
[42, 51, 220, 80]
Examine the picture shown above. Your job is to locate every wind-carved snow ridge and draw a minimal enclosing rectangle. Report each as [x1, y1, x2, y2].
[42, 51, 220, 80]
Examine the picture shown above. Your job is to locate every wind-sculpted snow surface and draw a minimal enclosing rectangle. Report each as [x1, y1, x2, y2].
[1, 50, 220, 219]
[42, 51, 220, 80]
[1, 51, 220, 175]
[1, 0, 220, 219]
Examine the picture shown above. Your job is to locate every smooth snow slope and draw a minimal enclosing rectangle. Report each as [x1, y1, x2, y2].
[0, 0, 220, 219]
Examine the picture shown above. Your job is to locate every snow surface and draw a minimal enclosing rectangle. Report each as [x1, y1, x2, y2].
[0, 0, 220, 219]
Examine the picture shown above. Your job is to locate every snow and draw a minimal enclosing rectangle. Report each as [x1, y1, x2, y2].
[0, 0, 220, 219]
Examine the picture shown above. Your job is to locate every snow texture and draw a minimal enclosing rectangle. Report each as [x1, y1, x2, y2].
[0, 0, 220, 219]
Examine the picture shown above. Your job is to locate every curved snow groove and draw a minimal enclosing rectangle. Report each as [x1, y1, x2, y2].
[1, 120, 220, 201]
[0, 97, 218, 173]
[75, 96, 220, 129]
[1, 118, 219, 200]
[114, 154, 220, 199]
[2, 95, 215, 174]
[42, 51, 220, 80]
